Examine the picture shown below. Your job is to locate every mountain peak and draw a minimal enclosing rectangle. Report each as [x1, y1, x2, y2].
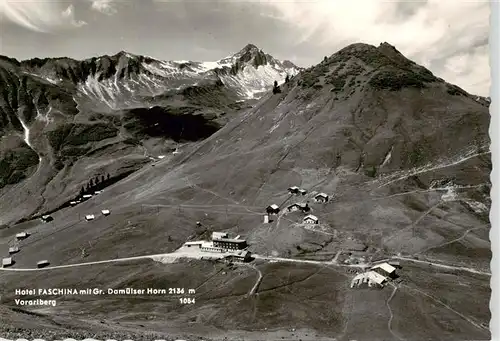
[239, 43, 259, 54]
[114, 50, 135, 59]
[294, 40, 444, 95]
[230, 43, 262, 60]
[282, 59, 300, 69]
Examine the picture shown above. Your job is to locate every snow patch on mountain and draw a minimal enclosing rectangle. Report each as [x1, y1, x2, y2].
[17, 115, 42, 164]
[218, 64, 297, 99]
[17, 116, 33, 150]
[22, 71, 62, 85]
[199, 61, 229, 71]
[45, 45, 302, 110]
[80, 74, 117, 109]
[381, 146, 393, 167]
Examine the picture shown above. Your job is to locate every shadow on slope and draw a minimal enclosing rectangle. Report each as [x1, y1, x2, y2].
[123, 106, 222, 141]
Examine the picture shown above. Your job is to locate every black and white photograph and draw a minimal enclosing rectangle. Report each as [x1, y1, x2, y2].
[0, 1, 495, 340]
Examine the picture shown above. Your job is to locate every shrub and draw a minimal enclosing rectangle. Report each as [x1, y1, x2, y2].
[364, 166, 377, 178]
[447, 85, 468, 96]
[368, 69, 427, 91]
[407, 146, 427, 166]
[326, 73, 348, 92]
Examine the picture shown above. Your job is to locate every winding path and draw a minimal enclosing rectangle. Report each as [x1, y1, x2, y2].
[401, 284, 488, 332]
[246, 263, 263, 296]
[392, 256, 491, 276]
[374, 148, 490, 189]
[413, 225, 490, 256]
[1, 251, 490, 277]
[0, 253, 178, 272]
[386, 284, 405, 341]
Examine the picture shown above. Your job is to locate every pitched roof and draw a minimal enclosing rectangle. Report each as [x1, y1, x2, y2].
[352, 271, 387, 286]
[315, 192, 328, 198]
[185, 241, 204, 245]
[352, 273, 365, 282]
[371, 262, 396, 274]
[366, 271, 387, 284]
[287, 203, 302, 209]
[268, 204, 279, 209]
[303, 214, 318, 221]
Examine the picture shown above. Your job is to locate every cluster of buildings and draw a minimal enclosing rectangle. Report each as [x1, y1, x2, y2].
[85, 209, 111, 221]
[350, 262, 399, 288]
[265, 187, 330, 226]
[2, 232, 50, 269]
[3, 190, 112, 269]
[181, 186, 332, 264]
[183, 232, 251, 262]
[288, 186, 308, 196]
[70, 191, 102, 207]
[287, 186, 329, 203]
[287, 202, 310, 213]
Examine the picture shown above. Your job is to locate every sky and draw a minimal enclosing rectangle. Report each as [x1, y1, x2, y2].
[0, 0, 491, 96]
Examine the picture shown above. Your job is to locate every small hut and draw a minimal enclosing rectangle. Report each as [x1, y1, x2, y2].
[266, 204, 280, 215]
[303, 214, 319, 224]
[37, 260, 50, 268]
[314, 193, 329, 203]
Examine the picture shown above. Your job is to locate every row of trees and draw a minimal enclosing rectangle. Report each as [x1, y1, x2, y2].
[79, 173, 111, 196]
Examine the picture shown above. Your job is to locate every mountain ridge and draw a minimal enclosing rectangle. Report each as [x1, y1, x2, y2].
[2, 43, 301, 105]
